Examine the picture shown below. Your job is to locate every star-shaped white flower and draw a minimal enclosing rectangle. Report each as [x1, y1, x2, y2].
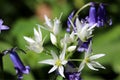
[69, 18, 97, 42]
[78, 41, 105, 72]
[24, 25, 44, 53]
[39, 44, 68, 77]
[43, 14, 62, 35]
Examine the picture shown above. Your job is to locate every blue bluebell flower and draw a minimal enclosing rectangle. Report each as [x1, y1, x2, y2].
[0, 19, 9, 32]
[66, 72, 81, 80]
[65, 62, 82, 80]
[66, 11, 75, 32]
[97, 3, 112, 27]
[88, 2, 112, 27]
[3, 47, 30, 80]
[87, 2, 97, 27]
[77, 38, 91, 52]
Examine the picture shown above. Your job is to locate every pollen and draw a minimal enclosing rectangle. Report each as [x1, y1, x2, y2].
[85, 57, 90, 63]
[55, 59, 62, 66]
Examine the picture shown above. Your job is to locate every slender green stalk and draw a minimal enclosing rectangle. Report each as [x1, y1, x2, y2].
[72, 2, 91, 22]
[68, 59, 83, 62]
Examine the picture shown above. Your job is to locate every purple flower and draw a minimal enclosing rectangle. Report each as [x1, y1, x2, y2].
[88, 2, 112, 27]
[0, 19, 9, 32]
[65, 62, 82, 80]
[3, 47, 30, 80]
[88, 2, 97, 27]
[66, 72, 81, 80]
[77, 38, 91, 52]
[97, 3, 112, 27]
[67, 11, 75, 32]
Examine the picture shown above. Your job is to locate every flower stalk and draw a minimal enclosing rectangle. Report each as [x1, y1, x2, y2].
[72, 2, 91, 22]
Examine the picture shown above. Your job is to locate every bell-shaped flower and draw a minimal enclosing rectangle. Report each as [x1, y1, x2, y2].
[24, 25, 44, 53]
[44, 14, 62, 35]
[87, 2, 112, 27]
[87, 2, 97, 27]
[3, 48, 30, 80]
[65, 62, 82, 80]
[39, 44, 68, 78]
[0, 19, 9, 33]
[69, 18, 97, 42]
[78, 41, 105, 72]
[97, 3, 112, 27]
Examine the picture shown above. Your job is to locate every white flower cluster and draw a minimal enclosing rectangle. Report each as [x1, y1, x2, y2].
[24, 14, 106, 78]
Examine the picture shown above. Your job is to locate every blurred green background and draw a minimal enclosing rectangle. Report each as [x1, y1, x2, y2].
[0, 0, 120, 80]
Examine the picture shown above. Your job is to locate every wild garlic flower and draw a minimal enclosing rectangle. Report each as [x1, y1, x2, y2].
[78, 41, 105, 72]
[69, 18, 97, 42]
[39, 44, 68, 77]
[24, 25, 44, 53]
[44, 14, 62, 35]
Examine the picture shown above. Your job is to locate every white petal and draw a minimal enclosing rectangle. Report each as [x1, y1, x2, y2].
[76, 18, 82, 30]
[58, 66, 65, 77]
[38, 26, 42, 41]
[85, 41, 92, 58]
[91, 61, 105, 69]
[78, 61, 85, 72]
[50, 33, 57, 45]
[88, 23, 97, 31]
[44, 15, 52, 28]
[50, 50, 58, 60]
[90, 54, 105, 60]
[28, 44, 43, 53]
[61, 60, 68, 65]
[53, 19, 60, 35]
[59, 44, 67, 60]
[48, 66, 58, 73]
[67, 46, 76, 52]
[24, 36, 35, 43]
[86, 63, 98, 71]
[34, 28, 40, 42]
[38, 59, 55, 65]
[68, 18, 76, 30]
[80, 24, 89, 37]
[70, 31, 75, 41]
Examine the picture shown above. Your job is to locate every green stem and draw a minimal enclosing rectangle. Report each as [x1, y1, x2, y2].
[68, 59, 83, 62]
[0, 54, 4, 79]
[72, 2, 91, 22]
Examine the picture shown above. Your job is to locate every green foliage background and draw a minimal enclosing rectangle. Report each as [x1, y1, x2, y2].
[0, 0, 120, 80]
